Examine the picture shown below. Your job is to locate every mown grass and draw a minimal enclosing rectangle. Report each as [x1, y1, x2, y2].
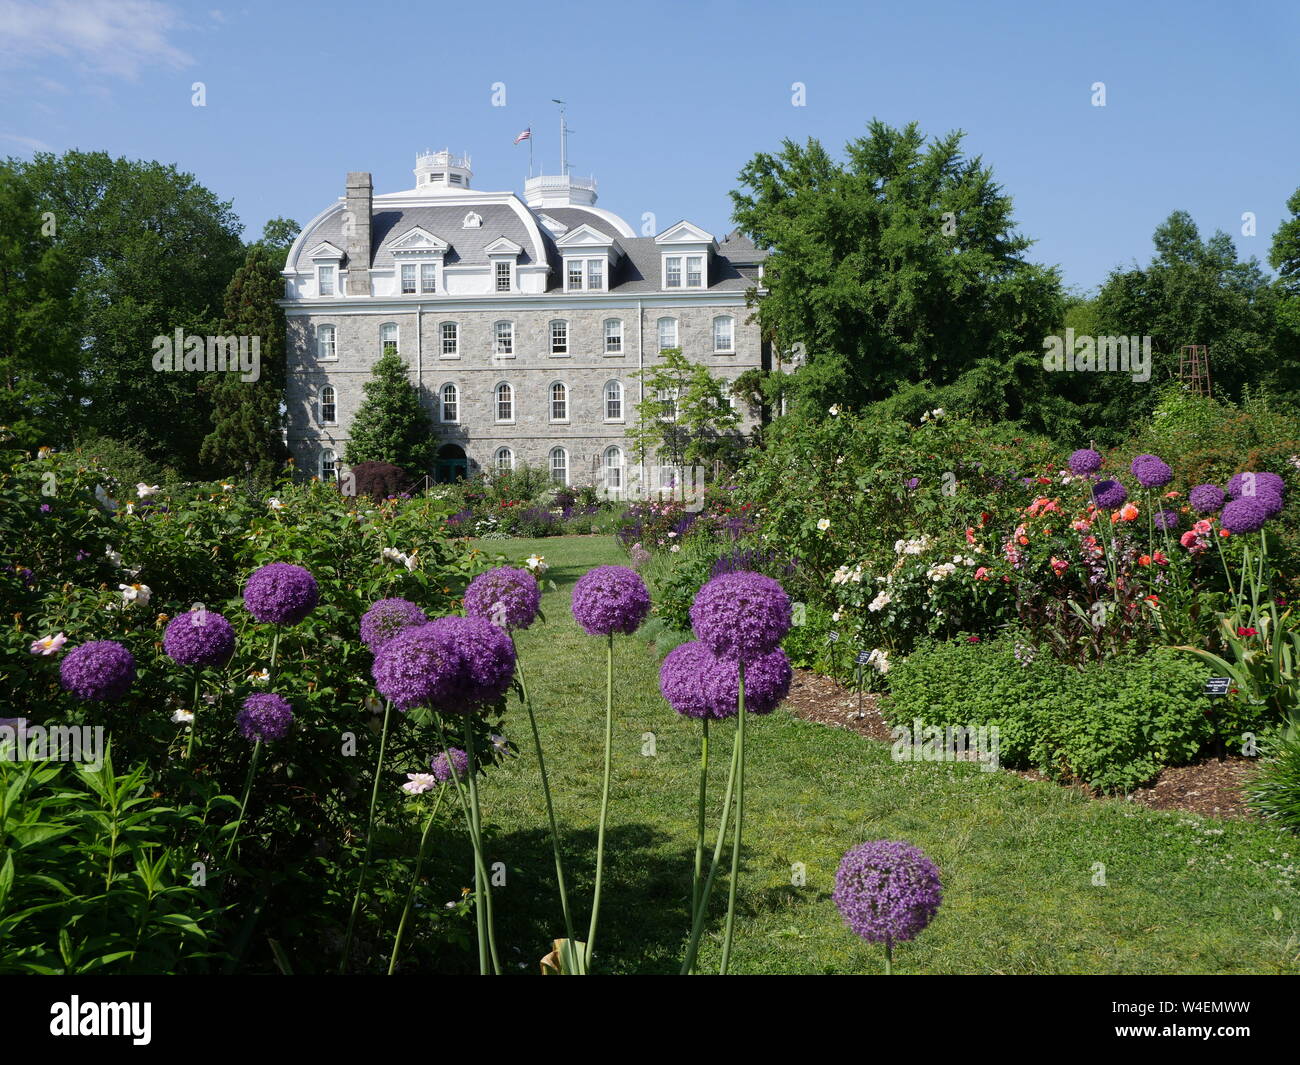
[460, 535, 1300, 975]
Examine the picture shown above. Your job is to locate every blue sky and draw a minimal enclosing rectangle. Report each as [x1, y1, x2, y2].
[1, 0, 1297, 292]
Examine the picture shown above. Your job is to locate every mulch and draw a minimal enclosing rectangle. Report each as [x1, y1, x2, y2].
[783, 667, 1258, 821]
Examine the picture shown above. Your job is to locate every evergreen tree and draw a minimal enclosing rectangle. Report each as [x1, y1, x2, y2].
[343, 352, 436, 473]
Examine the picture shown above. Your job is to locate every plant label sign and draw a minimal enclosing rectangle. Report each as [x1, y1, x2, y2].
[1204, 677, 1231, 698]
[827, 631, 840, 643]
[856, 649, 872, 666]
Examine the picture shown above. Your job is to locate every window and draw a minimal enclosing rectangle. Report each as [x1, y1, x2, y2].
[494, 321, 514, 356]
[665, 256, 682, 288]
[660, 388, 678, 420]
[381, 323, 399, 358]
[320, 448, 337, 482]
[604, 318, 623, 354]
[550, 320, 569, 356]
[686, 255, 704, 287]
[317, 264, 335, 296]
[400, 263, 417, 295]
[495, 261, 512, 292]
[549, 447, 568, 485]
[587, 259, 604, 290]
[550, 381, 568, 422]
[421, 262, 437, 294]
[713, 315, 735, 353]
[317, 324, 337, 361]
[657, 317, 678, 352]
[604, 446, 624, 491]
[319, 385, 337, 425]
[440, 321, 458, 357]
[664, 254, 704, 289]
[565, 257, 606, 292]
[495, 382, 513, 422]
[440, 383, 458, 423]
[495, 447, 513, 473]
[567, 261, 584, 291]
[604, 380, 624, 421]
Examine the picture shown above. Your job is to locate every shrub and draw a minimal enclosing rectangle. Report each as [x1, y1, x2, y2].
[350, 460, 414, 501]
[886, 636, 1214, 792]
[1248, 727, 1300, 833]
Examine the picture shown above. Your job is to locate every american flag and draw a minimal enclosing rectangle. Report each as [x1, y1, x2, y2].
[514, 128, 531, 144]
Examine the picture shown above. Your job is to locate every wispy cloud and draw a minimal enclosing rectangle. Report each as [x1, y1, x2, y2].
[0, 0, 193, 80]
[0, 131, 53, 151]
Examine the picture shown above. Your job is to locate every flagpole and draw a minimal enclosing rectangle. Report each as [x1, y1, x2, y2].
[529, 128, 533, 178]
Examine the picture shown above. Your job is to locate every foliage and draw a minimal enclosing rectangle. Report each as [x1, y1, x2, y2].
[1248, 725, 1300, 833]
[625, 348, 743, 469]
[351, 460, 415, 502]
[343, 351, 437, 474]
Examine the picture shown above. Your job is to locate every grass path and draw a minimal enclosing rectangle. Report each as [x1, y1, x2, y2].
[464, 535, 1300, 974]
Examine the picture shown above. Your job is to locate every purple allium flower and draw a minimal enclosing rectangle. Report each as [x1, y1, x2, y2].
[430, 746, 470, 783]
[163, 609, 236, 667]
[1154, 509, 1180, 532]
[1257, 489, 1285, 518]
[905, 477, 920, 491]
[59, 640, 136, 702]
[360, 597, 428, 652]
[1091, 479, 1128, 510]
[833, 840, 943, 945]
[659, 641, 715, 719]
[1188, 484, 1225, 514]
[1130, 454, 1173, 488]
[690, 571, 791, 663]
[371, 616, 516, 713]
[703, 646, 793, 717]
[1221, 497, 1270, 534]
[1068, 449, 1103, 475]
[237, 693, 294, 742]
[40, 504, 51, 514]
[75, 549, 91, 562]
[243, 562, 319, 625]
[463, 567, 541, 631]
[571, 565, 650, 636]
[1228, 471, 1285, 501]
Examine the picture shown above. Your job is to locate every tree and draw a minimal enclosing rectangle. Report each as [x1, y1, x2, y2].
[199, 243, 292, 483]
[626, 349, 741, 470]
[343, 352, 436, 473]
[0, 166, 80, 448]
[730, 120, 1063, 416]
[11, 150, 245, 471]
[1270, 187, 1300, 374]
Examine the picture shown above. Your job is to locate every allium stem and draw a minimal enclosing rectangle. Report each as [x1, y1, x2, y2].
[517, 646, 577, 954]
[680, 718, 741, 975]
[718, 662, 746, 975]
[884, 937, 893, 975]
[692, 717, 709, 918]
[585, 632, 615, 969]
[185, 669, 201, 760]
[339, 698, 393, 973]
[224, 738, 262, 866]
[463, 718, 502, 975]
[388, 784, 447, 975]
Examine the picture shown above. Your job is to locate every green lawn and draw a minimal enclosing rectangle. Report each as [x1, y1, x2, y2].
[461, 535, 1300, 974]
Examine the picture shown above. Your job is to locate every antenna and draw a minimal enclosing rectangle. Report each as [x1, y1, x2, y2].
[551, 98, 571, 175]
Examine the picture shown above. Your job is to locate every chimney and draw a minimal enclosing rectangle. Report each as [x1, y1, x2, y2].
[344, 172, 372, 295]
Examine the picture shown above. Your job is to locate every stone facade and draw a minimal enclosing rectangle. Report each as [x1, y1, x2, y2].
[282, 151, 768, 487]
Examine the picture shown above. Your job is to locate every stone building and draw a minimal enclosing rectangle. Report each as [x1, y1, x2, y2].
[282, 149, 770, 490]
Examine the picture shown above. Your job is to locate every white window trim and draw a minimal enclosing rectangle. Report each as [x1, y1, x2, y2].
[316, 263, 337, 297]
[603, 318, 624, 355]
[550, 318, 570, 357]
[604, 446, 625, 492]
[549, 446, 569, 486]
[318, 385, 338, 426]
[493, 259, 515, 293]
[316, 323, 338, 362]
[319, 448, 338, 481]
[604, 380, 624, 423]
[439, 321, 459, 359]
[495, 446, 514, 472]
[439, 382, 459, 424]
[494, 381, 515, 424]
[549, 380, 569, 423]
[381, 322, 400, 358]
[713, 315, 736, 354]
[657, 317, 678, 352]
[661, 252, 706, 290]
[492, 320, 515, 358]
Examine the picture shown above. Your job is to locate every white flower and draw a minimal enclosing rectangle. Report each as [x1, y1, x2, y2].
[667, 530, 677, 537]
[364, 694, 383, 714]
[119, 582, 151, 606]
[869, 590, 892, 612]
[866, 648, 891, 674]
[932, 408, 944, 419]
[926, 563, 957, 582]
[267, 498, 285, 510]
[248, 668, 270, 686]
[105, 547, 124, 568]
[382, 546, 414, 569]
[221, 482, 235, 492]
[171, 709, 194, 725]
[817, 518, 831, 532]
[124, 503, 135, 515]
[30, 633, 67, 656]
[829, 404, 841, 416]
[524, 554, 548, 574]
[831, 609, 843, 622]
[94, 485, 116, 510]
[136, 483, 160, 499]
[835, 455, 845, 465]
[670, 544, 681, 553]
[402, 773, 440, 795]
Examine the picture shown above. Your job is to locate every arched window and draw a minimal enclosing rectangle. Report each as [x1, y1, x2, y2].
[713, 315, 735, 353]
[495, 382, 513, 422]
[549, 447, 568, 486]
[604, 446, 624, 491]
[550, 381, 568, 422]
[317, 324, 337, 361]
[320, 448, 337, 483]
[657, 317, 678, 352]
[495, 447, 514, 473]
[604, 380, 623, 421]
[440, 382, 458, 422]
[604, 318, 623, 355]
[319, 385, 337, 424]
[381, 323, 399, 357]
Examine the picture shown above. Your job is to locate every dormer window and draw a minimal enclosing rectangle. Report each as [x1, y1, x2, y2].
[495, 261, 512, 292]
[485, 237, 524, 294]
[389, 226, 448, 299]
[400, 264, 417, 295]
[655, 221, 714, 291]
[664, 255, 704, 289]
[318, 264, 335, 296]
[564, 256, 608, 292]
